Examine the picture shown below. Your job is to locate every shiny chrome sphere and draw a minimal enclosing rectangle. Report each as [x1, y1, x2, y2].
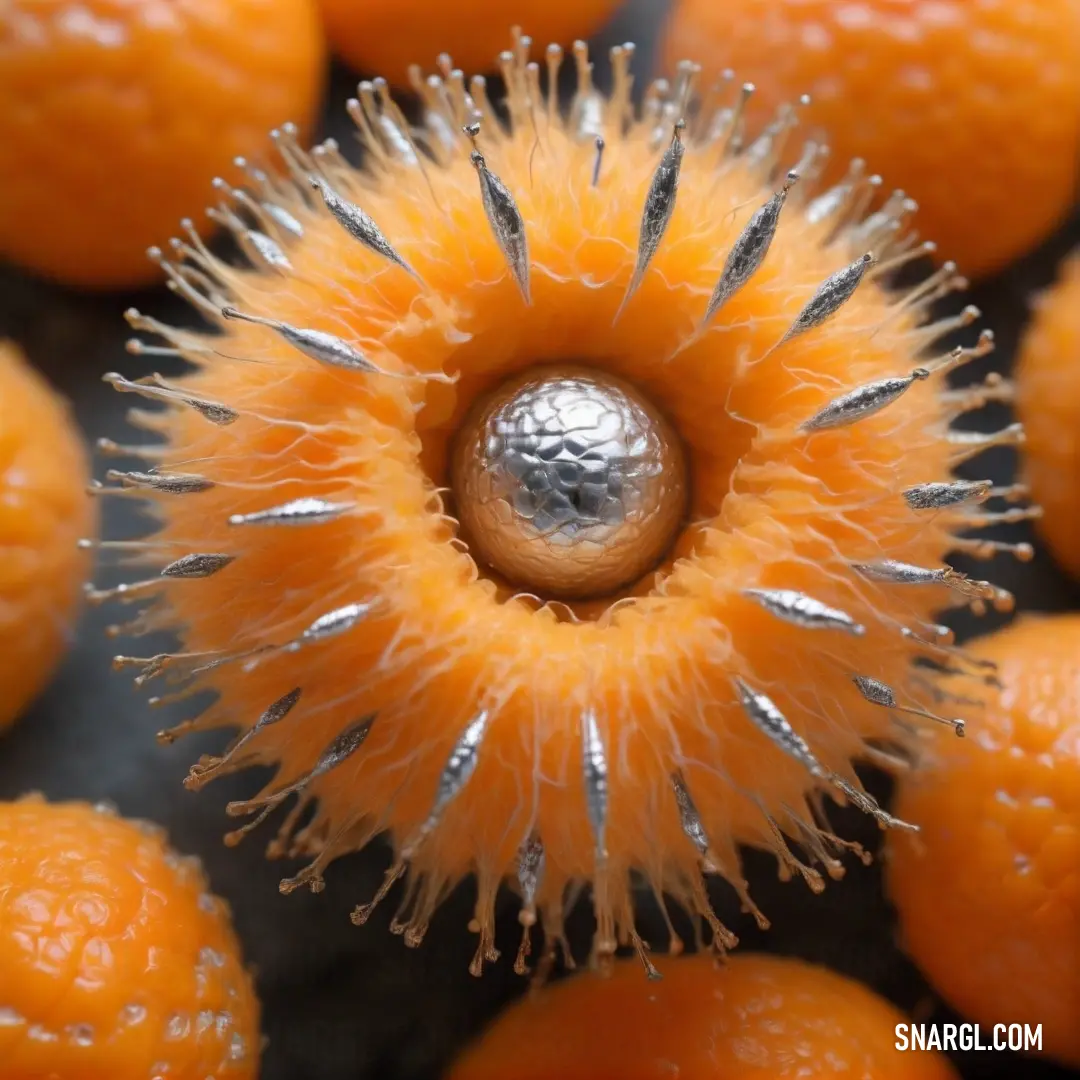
[452, 366, 688, 599]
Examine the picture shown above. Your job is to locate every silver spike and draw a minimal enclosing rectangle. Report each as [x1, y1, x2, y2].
[470, 151, 530, 304]
[903, 479, 994, 511]
[247, 230, 293, 272]
[263, 201, 304, 238]
[799, 368, 929, 432]
[670, 770, 712, 863]
[743, 588, 865, 635]
[616, 122, 685, 319]
[852, 559, 947, 586]
[852, 675, 965, 736]
[852, 559, 1001, 605]
[224, 714, 377, 837]
[703, 173, 797, 326]
[778, 252, 874, 346]
[308, 176, 419, 280]
[228, 497, 353, 526]
[406, 710, 492, 856]
[514, 832, 545, 974]
[220, 307, 383, 374]
[161, 553, 235, 579]
[581, 707, 609, 858]
[102, 373, 238, 426]
[285, 601, 375, 652]
[517, 833, 545, 909]
[317, 714, 379, 770]
[734, 677, 826, 778]
[103, 469, 214, 495]
[258, 687, 303, 729]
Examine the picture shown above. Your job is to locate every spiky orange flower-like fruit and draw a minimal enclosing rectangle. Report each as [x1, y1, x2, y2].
[1016, 250, 1080, 581]
[92, 36, 1026, 974]
[0, 0, 325, 290]
[0, 342, 93, 731]
[660, 0, 1080, 278]
[0, 795, 260, 1079]
[317, 2, 621, 88]
[448, 953, 960, 1079]
[887, 615, 1080, 1067]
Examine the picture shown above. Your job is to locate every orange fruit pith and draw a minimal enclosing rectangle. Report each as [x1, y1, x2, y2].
[887, 615, 1080, 1067]
[0, 0, 325, 290]
[317, 0, 622, 88]
[661, 0, 1080, 279]
[0, 795, 260, 1080]
[93, 34, 1022, 971]
[1016, 250, 1080, 580]
[448, 953, 960, 1080]
[0, 342, 93, 731]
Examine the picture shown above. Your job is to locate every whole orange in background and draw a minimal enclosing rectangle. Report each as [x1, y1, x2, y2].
[317, 0, 622, 87]
[0, 795, 260, 1079]
[888, 615, 1080, 1068]
[1016, 250, 1080, 580]
[448, 953, 959, 1079]
[661, 0, 1080, 279]
[0, 0, 325, 291]
[0, 342, 93, 732]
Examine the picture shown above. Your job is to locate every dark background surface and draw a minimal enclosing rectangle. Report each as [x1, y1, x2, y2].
[2, 0, 1079, 1077]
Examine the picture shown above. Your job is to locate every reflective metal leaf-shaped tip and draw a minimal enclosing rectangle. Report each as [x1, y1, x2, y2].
[902, 479, 994, 511]
[581, 708, 609, 859]
[743, 588, 865, 635]
[405, 709, 492, 859]
[284, 601, 377, 653]
[308, 175, 420, 282]
[852, 675, 965, 737]
[615, 121, 686, 322]
[103, 469, 214, 495]
[733, 677, 827, 778]
[228, 497, 354, 526]
[799, 368, 929, 433]
[160, 553, 235, 579]
[778, 251, 875, 347]
[471, 151, 531, 304]
[220, 307, 382, 375]
[703, 171, 798, 327]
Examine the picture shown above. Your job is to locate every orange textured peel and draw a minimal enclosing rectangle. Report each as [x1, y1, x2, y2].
[91, 35, 1025, 974]
[0, 341, 93, 731]
[0, 795, 260, 1079]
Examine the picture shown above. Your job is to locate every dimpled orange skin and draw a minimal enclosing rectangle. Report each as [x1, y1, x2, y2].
[0, 0, 325, 290]
[887, 615, 1080, 1067]
[316, 0, 621, 88]
[0, 795, 260, 1080]
[0, 343, 93, 731]
[448, 953, 960, 1080]
[1016, 252, 1080, 580]
[661, 0, 1080, 279]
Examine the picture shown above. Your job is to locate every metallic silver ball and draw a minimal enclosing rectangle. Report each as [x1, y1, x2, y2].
[452, 366, 688, 599]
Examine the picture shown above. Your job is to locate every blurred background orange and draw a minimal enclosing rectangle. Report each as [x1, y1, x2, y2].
[661, 0, 1080, 279]
[0, 0, 326, 290]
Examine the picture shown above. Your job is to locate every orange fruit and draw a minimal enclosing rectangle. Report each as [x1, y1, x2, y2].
[0, 0, 325, 290]
[661, 0, 1080, 278]
[317, 0, 622, 88]
[448, 953, 960, 1079]
[1016, 250, 1080, 580]
[0, 342, 93, 732]
[0, 795, 260, 1079]
[92, 35, 1018, 970]
[887, 614, 1080, 1067]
